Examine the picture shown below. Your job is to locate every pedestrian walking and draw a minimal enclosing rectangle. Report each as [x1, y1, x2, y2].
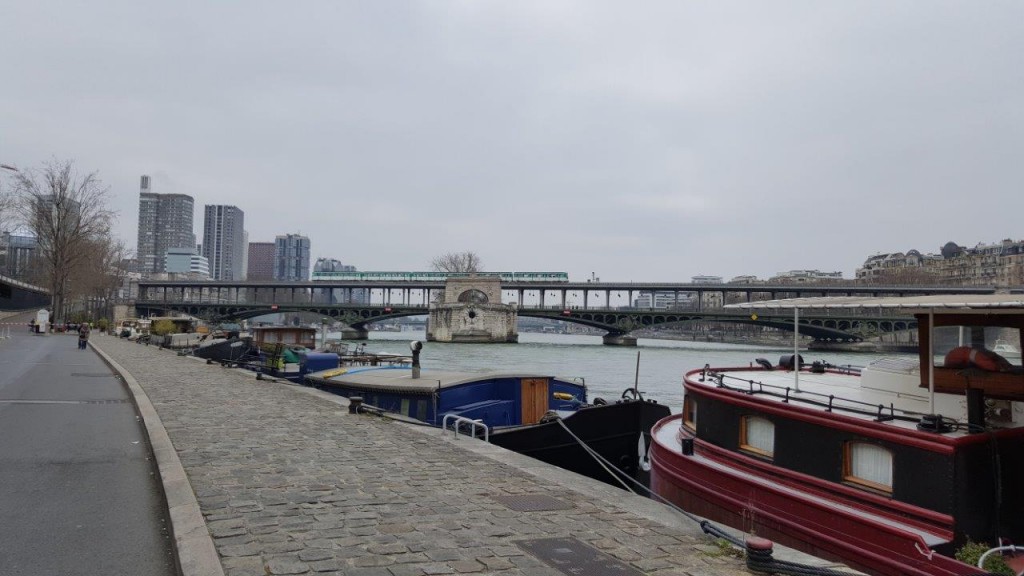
[77, 323, 90, 350]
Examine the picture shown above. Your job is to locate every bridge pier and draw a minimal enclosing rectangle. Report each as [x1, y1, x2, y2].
[602, 333, 637, 347]
[341, 326, 368, 340]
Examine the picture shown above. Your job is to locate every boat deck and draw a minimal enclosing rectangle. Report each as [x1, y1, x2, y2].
[310, 367, 580, 394]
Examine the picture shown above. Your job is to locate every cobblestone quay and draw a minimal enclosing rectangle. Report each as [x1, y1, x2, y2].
[93, 335, 759, 576]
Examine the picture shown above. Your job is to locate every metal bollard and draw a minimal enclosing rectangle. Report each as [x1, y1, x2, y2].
[745, 536, 775, 573]
[349, 397, 363, 414]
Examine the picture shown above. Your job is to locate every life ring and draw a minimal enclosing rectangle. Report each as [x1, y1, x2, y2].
[943, 346, 1013, 372]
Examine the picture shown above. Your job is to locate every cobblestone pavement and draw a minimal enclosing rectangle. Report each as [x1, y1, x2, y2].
[94, 335, 756, 576]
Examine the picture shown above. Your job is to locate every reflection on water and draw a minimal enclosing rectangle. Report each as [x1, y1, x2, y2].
[324, 330, 910, 414]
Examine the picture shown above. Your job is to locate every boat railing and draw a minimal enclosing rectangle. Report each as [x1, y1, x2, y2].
[701, 366, 928, 425]
[441, 414, 490, 442]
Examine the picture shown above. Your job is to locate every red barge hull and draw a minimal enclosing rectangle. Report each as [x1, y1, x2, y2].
[650, 415, 983, 576]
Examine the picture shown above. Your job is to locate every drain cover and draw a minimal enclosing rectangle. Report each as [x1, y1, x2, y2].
[517, 537, 643, 576]
[492, 494, 572, 512]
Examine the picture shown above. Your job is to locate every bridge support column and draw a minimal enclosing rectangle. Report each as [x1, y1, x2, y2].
[602, 333, 637, 347]
[341, 326, 368, 340]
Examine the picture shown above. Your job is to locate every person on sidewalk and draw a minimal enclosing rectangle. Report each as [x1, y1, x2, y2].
[77, 323, 91, 350]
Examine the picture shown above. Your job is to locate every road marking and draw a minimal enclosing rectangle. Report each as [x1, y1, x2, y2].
[0, 399, 130, 405]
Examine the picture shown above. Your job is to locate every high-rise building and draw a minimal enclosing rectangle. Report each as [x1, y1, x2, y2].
[136, 175, 196, 275]
[274, 234, 310, 281]
[247, 242, 275, 281]
[202, 205, 246, 280]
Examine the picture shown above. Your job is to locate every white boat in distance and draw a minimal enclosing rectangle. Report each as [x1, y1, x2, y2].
[993, 338, 1022, 360]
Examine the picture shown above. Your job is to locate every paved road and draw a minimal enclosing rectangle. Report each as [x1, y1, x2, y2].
[0, 314, 176, 576]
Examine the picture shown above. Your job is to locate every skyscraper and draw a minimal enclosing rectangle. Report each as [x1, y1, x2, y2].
[274, 234, 311, 281]
[136, 175, 196, 275]
[202, 205, 246, 280]
[247, 242, 275, 281]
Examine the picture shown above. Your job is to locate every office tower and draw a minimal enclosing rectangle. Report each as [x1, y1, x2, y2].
[136, 175, 196, 275]
[274, 234, 310, 281]
[247, 242, 275, 281]
[202, 205, 246, 280]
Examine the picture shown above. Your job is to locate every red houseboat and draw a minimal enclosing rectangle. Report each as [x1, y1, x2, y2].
[650, 295, 1024, 576]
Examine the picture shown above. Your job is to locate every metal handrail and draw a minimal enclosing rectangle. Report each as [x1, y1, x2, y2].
[441, 414, 489, 442]
[705, 369, 929, 425]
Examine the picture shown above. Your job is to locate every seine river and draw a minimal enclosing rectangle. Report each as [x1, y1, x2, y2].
[333, 330, 906, 413]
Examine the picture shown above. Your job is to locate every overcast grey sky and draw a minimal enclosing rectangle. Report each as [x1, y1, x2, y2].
[2, 1, 1021, 281]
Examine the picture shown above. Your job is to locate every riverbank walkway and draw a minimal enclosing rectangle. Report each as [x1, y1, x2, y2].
[28, 324, 855, 576]
[95, 333, 764, 576]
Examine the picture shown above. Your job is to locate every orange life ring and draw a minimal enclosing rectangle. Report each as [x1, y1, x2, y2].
[943, 346, 1013, 372]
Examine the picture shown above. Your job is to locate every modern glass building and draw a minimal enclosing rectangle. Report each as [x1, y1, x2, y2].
[164, 247, 210, 278]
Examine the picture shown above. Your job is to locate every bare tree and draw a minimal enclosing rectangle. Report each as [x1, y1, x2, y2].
[430, 251, 484, 273]
[13, 160, 115, 323]
[67, 234, 130, 321]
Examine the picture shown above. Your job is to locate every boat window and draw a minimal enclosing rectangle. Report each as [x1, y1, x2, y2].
[739, 416, 774, 458]
[844, 442, 893, 493]
[933, 325, 1021, 370]
[683, 396, 697, 431]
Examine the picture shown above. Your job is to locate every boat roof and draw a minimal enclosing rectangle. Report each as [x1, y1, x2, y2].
[308, 368, 582, 395]
[685, 364, 987, 436]
[726, 294, 1024, 313]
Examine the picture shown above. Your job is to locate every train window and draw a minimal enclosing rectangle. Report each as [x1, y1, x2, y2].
[844, 442, 893, 493]
[740, 416, 774, 458]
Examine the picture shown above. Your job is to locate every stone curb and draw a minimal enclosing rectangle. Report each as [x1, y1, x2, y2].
[90, 339, 225, 576]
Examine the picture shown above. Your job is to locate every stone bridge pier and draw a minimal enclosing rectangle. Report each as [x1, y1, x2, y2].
[602, 333, 637, 346]
[427, 276, 518, 343]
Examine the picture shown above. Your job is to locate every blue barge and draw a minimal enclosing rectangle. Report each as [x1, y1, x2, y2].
[304, 365, 670, 491]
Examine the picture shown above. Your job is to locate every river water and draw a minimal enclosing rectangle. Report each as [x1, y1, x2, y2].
[329, 330, 909, 413]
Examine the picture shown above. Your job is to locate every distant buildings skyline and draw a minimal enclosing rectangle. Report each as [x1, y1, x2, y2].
[126, 174, 1023, 289]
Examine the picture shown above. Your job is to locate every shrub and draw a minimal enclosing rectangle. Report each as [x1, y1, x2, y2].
[954, 540, 1014, 576]
[151, 319, 178, 336]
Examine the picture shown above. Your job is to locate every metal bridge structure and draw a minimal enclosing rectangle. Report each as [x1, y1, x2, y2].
[134, 300, 915, 344]
[0, 274, 50, 311]
[130, 277, 963, 343]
